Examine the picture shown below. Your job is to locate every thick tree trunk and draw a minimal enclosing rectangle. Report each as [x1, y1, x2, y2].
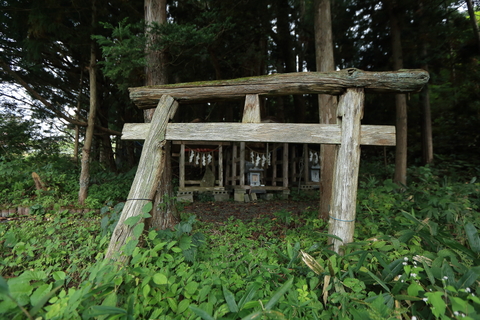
[144, 0, 178, 231]
[466, 0, 480, 54]
[314, 0, 337, 220]
[78, 2, 98, 205]
[421, 46, 434, 165]
[387, 0, 408, 186]
[144, 0, 168, 121]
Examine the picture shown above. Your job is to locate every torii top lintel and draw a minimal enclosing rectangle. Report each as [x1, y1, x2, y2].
[128, 68, 429, 109]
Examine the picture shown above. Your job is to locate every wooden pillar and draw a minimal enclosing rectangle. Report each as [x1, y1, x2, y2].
[180, 143, 185, 188]
[232, 144, 237, 185]
[240, 142, 246, 186]
[283, 143, 288, 188]
[272, 148, 277, 186]
[328, 88, 364, 254]
[218, 145, 223, 187]
[105, 95, 178, 262]
[240, 94, 260, 189]
[303, 144, 309, 184]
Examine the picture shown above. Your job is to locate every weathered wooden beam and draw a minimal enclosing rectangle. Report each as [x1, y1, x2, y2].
[122, 122, 396, 146]
[328, 88, 364, 254]
[105, 95, 178, 262]
[129, 69, 429, 109]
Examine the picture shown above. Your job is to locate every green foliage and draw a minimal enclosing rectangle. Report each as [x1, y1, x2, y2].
[0, 155, 133, 209]
[93, 19, 146, 91]
[1, 158, 479, 319]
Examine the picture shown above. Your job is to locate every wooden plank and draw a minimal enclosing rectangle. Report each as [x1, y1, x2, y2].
[122, 122, 395, 146]
[328, 88, 364, 254]
[129, 69, 429, 109]
[243, 94, 261, 123]
[105, 95, 178, 262]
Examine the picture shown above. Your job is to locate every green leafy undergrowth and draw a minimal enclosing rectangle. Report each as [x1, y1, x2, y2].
[1, 161, 479, 319]
[0, 155, 134, 209]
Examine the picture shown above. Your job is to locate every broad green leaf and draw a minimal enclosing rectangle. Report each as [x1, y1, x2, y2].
[153, 273, 168, 285]
[424, 291, 446, 318]
[143, 284, 151, 297]
[89, 306, 127, 317]
[238, 282, 261, 310]
[189, 305, 215, 320]
[407, 282, 424, 297]
[142, 202, 153, 214]
[222, 285, 239, 313]
[198, 285, 211, 302]
[124, 215, 142, 227]
[30, 283, 52, 306]
[0, 275, 9, 296]
[264, 277, 294, 310]
[184, 281, 199, 296]
[52, 271, 66, 281]
[132, 223, 144, 238]
[242, 310, 287, 320]
[167, 297, 178, 312]
[465, 222, 480, 253]
[455, 269, 479, 290]
[29, 285, 62, 317]
[177, 299, 190, 314]
[123, 239, 139, 256]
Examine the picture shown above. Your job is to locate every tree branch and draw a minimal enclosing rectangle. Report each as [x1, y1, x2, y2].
[0, 57, 122, 136]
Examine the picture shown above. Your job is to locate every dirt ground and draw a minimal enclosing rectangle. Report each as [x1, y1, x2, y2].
[181, 199, 319, 223]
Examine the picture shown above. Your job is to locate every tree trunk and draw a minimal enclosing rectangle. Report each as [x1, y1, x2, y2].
[144, 0, 178, 230]
[466, 0, 480, 54]
[417, 1, 433, 165]
[145, 0, 168, 116]
[74, 71, 83, 164]
[314, 0, 337, 220]
[78, 1, 98, 205]
[387, 0, 408, 186]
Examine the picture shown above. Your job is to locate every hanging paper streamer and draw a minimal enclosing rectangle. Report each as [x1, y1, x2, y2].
[309, 150, 319, 165]
[187, 147, 216, 167]
[189, 150, 195, 163]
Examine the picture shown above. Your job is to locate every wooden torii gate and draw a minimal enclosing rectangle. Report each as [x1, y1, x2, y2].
[105, 68, 429, 260]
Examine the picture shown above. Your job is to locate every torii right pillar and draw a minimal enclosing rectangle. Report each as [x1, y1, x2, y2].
[327, 88, 365, 254]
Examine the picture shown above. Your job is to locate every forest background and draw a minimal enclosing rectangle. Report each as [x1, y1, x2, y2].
[1, 0, 480, 319]
[1, 0, 479, 180]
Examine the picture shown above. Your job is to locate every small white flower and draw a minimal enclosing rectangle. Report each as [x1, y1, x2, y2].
[412, 316, 417, 320]
[454, 311, 459, 316]
[403, 262, 408, 266]
[461, 313, 466, 318]
[423, 297, 428, 302]
[404, 257, 409, 261]
[410, 273, 417, 278]
[443, 276, 448, 280]
[465, 287, 471, 293]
